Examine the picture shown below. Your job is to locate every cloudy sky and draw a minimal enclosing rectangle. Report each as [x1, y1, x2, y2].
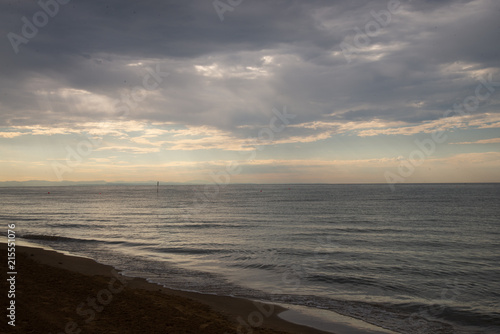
[1, 0, 499, 184]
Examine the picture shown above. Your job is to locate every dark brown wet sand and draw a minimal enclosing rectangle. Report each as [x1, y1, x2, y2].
[1, 243, 332, 334]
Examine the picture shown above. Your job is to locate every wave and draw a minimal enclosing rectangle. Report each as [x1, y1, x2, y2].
[383, 302, 500, 332]
[156, 246, 226, 255]
[20, 234, 154, 248]
[0, 217, 44, 222]
[308, 274, 379, 287]
[266, 293, 500, 334]
[45, 223, 105, 229]
[20, 234, 97, 243]
[230, 263, 278, 270]
[179, 223, 243, 229]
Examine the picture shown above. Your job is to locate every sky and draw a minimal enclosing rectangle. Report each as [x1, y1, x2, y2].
[0, 0, 499, 185]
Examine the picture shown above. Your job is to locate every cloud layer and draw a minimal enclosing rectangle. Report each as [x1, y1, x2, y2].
[1, 0, 499, 182]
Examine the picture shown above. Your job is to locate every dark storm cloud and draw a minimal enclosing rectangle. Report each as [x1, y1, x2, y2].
[1, 0, 499, 135]
[2, 0, 336, 59]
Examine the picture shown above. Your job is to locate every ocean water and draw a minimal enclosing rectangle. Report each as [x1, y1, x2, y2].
[1, 184, 499, 333]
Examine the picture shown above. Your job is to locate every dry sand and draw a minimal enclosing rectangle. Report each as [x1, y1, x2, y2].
[0, 243, 332, 334]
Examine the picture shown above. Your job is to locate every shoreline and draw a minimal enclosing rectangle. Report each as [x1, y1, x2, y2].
[1, 241, 400, 334]
[1, 242, 333, 334]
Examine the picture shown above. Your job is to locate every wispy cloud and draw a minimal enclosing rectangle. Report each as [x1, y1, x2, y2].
[0, 132, 24, 138]
[450, 138, 500, 145]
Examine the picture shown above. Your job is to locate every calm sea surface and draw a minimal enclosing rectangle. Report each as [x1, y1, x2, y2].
[1, 184, 499, 333]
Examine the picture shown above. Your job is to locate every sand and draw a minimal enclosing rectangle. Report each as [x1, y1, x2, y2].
[0, 243, 332, 334]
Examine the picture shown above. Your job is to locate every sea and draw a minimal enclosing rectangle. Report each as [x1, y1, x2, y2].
[1, 184, 499, 334]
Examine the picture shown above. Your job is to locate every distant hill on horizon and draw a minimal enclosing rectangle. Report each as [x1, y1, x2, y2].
[0, 180, 211, 187]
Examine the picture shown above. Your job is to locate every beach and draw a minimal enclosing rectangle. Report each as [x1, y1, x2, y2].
[1, 184, 499, 333]
[1, 243, 331, 334]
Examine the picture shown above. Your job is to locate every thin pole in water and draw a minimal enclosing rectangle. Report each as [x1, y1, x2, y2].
[157, 181, 159, 194]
